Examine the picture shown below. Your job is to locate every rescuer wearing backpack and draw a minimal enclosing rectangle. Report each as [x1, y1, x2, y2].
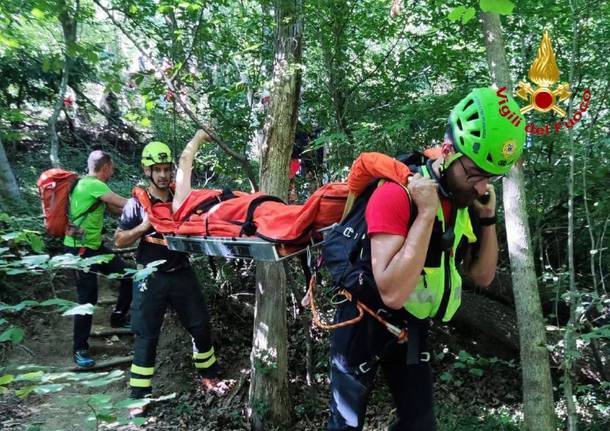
[64, 150, 131, 368]
[325, 87, 526, 430]
[114, 133, 226, 414]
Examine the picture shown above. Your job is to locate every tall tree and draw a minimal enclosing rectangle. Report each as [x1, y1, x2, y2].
[563, 1, 583, 428]
[47, 0, 79, 168]
[248, 1, 303, 429]
[0, 135, 20, 207]
[480, 11, 556, 431]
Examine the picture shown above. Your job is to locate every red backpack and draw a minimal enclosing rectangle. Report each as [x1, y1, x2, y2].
[37, 169, 100, 238]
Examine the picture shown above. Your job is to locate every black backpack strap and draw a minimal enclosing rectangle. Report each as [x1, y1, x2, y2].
[240, 195, 286, 236]
[68, 178, 102, 226]
[192, 188, 237, 216]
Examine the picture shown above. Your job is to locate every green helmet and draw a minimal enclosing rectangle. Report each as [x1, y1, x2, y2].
[448, 87, 525, 175]
[141, 141, 173, 167]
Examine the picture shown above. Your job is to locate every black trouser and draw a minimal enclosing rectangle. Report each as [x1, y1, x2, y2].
[66, 245, 132, 352]
[129, 266, 219, 398]
[327, 301, 436, 431]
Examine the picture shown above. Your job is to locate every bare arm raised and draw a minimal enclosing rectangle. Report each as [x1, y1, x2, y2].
[172, 129, 214, 213]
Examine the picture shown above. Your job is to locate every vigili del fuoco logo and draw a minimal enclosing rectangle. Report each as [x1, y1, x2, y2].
[515, 31, 591, 135]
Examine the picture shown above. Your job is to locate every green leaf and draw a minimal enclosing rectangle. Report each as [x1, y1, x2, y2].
[1, 300, 39, 312]
[0, 374, 14, 385]
[1, 232, 20, 241]
[243, 42, 263, 53]
[41, 58, 51, 73]
[5, 269, 28, 275]
[462, 7, 476, 24]
[581, 325, 610, 341]
[448, 6, 466, 21]
[133, 260, 164, 282]
[439, 372, 452, 382]
[479, 0, 515, 15]
[31, 8, 45, 19]
[39, 298, 77, 310]
[140, 117, 151, 128]
[158, 5, 173, 14]
[16, 385, 35, 398]
[20, 254, 50, 267]
[0, 34, 19, 48]
[87, 394, 113, 405]
[28, 235, 44, 253]
[62, 303, 95, 316]
[0, 327, 24, 344]
[16, 371, 44, 382]
[469, 368, 484, 377]
[33, 384, 66, 394]
[97, 413, 116, 423]
[82, 372, 124, 387]
[132, 417, 147, 426]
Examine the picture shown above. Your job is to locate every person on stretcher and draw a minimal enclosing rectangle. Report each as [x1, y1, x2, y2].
[167, 129, 347, 249]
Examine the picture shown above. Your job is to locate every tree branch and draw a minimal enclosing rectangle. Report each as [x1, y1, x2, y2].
[93, 0, 259, 191]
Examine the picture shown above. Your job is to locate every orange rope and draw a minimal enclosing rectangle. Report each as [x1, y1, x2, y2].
[307, 273, 364, 330]
[307, 272, 408, 343]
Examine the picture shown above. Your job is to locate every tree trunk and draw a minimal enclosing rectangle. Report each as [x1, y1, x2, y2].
[0, 136, 20, 207]
[563, 1, 581, 428]
[47, 0, 79, 168]
[480, 12, 556, 431]
[248, 1, 303, 429]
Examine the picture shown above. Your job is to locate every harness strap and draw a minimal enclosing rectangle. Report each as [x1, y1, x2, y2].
[306, 271, 408, 342]
[307, 272, 365, 330]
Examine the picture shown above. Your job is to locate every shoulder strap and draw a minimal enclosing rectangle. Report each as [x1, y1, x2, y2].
[240, 195, 286, 236]
[132, 187, 153, 211]
[69, 178, 103, 226]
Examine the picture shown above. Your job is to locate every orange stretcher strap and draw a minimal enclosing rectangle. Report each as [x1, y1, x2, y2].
[142, 236, 168, 246]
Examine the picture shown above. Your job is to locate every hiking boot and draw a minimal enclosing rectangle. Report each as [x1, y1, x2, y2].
[110, 311, 131, 330]
[73, 350, 95, 368]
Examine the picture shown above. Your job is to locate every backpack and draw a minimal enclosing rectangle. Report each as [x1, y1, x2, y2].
[37, 169, 100, 237]
[322, 152, 432, 306]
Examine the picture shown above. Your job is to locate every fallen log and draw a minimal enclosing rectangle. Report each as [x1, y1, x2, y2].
[452, 290, 520, 353]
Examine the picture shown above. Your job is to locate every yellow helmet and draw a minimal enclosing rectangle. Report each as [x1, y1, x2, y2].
[141, 141, 173, 166]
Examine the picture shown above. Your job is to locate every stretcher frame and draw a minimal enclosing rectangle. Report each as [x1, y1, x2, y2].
[164, 225, 334, 262]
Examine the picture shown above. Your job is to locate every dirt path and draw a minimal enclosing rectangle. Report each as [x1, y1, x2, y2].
[3, 267, 253, 431]
[3, 276, 136, 430]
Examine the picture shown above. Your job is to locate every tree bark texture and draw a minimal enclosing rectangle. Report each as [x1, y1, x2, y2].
[480, 12, 556, 431]
[249, 1, 303, 429]
[0, 136, 20, 206]
[47, 0, 79, 168]
[563, 2, 581, 428]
